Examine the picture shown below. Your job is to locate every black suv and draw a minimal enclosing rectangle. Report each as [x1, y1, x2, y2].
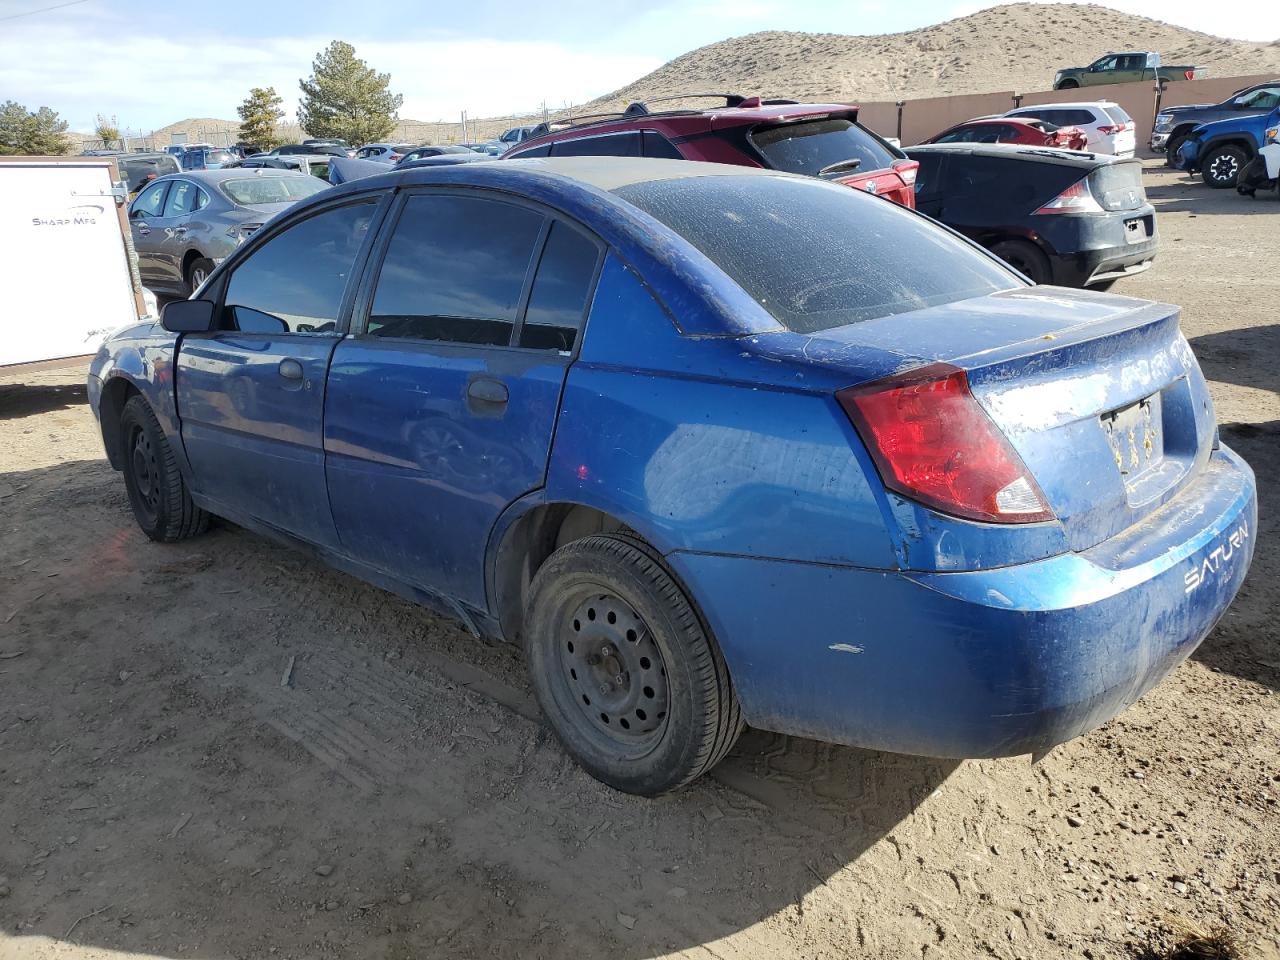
[906, 143, 1156, 289]
[1152, 81, 1280, 162]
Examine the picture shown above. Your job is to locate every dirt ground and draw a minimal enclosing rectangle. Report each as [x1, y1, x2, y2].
[1, 163, 1277, 960]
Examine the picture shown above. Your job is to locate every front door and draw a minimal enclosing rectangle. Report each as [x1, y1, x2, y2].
[128, 179, 171, 285]
[175, 197, 383, 548]
[324, 191, 603, 607]
[151, 178, 202, 288]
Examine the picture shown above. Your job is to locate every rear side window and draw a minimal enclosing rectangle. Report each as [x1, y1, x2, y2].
[614, 175, 1018, 334]
[511, 143, 551, 158]
[751, 118, 896, 177]
[642, 131, 684, 159]
[367, 195, 544, 345]
[224, 201, 376, 335]
[519, 223, 600, 352]
[163, 180, 199, 217]
[551, 132, 642, 157]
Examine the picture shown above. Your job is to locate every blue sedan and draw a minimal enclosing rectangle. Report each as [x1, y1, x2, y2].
[88, 158, 1256, 795]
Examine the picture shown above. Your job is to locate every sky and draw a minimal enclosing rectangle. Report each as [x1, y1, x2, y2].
[1, 0, 1277, 134]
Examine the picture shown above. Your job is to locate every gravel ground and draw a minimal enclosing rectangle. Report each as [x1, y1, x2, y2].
[0, 162, 1277, 960]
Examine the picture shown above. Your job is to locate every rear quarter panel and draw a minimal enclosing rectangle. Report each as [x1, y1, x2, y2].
[543, 254, 897, 568]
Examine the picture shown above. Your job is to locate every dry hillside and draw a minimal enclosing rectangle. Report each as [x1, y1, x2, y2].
[579, 2, 1280, 111]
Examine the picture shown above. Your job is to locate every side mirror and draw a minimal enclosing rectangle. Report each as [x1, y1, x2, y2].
[161, 298, 216, 333]
[129, 207, 144, 219]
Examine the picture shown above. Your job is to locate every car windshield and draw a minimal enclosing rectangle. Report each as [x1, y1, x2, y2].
[614, 174, 1018, 334]
[220, 176, 328, 205]
[751, 118, 898, 177]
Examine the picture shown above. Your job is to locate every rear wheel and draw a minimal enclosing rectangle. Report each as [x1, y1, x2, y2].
[523, 534, 742, 795]
[1201, 145, 1247, 188]
[120, 395, 209, 542]
[186, 257, 215, 295]
[988, 238, 1052, 285]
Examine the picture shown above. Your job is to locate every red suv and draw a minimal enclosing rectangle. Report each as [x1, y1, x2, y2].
[503, 94, 919, 208]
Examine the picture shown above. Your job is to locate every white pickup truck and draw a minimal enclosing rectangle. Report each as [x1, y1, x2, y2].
[0, 156, 154, 369]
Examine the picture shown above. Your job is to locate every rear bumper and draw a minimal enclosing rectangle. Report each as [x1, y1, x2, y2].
[1042, 211, 1158, 286]
[667, 447, 1256, 759]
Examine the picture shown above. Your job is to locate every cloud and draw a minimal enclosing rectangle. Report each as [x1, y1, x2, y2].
[0, 13, 660, 132]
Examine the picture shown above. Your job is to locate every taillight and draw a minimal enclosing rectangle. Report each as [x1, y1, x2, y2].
[390, 153, 402, 161]
[1033, 177, 1103, 214]
[892, 158, 919, 186]
[836, 364, 1054, 524]
[1097, 123, 1126, 134]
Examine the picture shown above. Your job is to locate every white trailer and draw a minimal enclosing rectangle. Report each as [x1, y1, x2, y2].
[0, 156, 151, 370]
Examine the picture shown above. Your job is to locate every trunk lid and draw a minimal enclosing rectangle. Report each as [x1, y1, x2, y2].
[766, 288, 1217, 551]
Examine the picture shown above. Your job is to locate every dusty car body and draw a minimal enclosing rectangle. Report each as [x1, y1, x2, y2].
[90, 158, 1255, 795]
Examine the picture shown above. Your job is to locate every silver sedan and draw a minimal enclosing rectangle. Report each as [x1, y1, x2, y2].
[127, 169, 329, 296]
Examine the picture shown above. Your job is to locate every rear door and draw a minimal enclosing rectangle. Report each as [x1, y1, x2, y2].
[175, 196, 386, 547]
[324, 190, 604, 607]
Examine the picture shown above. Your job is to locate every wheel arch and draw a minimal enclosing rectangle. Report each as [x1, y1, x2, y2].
[97, 374, 143, 470]
[1202, 135, 1257, 159]
[488, 499, 666, 645]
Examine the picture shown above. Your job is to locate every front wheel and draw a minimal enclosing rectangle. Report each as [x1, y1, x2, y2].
[120, 395, 209, 542]
[523, 534, 742, 795]
[988, 238, 1052, 285]
[1056, 79, 1079, 89]
[1164, 134, 1187, 167]
[1201, 145, 1247, 188]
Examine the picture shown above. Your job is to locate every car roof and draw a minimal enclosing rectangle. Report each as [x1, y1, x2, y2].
[156, 167, 314, 184]
[906, 143, 1113, 167]
[1009, 102, 1115, 112]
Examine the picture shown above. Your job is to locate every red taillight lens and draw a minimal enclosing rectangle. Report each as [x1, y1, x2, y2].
[1097, 123, 1126, 135]
[1033, 177, 1103, 214]
[892, 158, 919, 186]
[837, 364, 1054, 524]
[390, 153, 402, 161]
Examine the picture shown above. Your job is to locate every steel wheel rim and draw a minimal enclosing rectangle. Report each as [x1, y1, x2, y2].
[129, 425, 161, 523]
[556, 591, 669, 751]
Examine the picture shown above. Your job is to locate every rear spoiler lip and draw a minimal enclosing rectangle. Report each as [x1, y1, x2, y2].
[951, 297, 1179, 372]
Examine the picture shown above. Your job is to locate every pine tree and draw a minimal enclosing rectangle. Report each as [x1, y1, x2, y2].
[0, 101, 72, 156]
[236, 87, 285, 150]
[297, 41, 403, 145]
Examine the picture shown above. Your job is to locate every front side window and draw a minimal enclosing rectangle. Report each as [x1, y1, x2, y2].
[614, 174, 1018, 335]
[642, 131, 684, 159]
[751, 118, 896, 177]
[367, 194, 544, 345]
[131, 180, 169, 218]
[520, 222, 600, 352]
[223, 201, 376, 334]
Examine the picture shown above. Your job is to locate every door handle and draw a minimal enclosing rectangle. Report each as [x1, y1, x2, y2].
[136, 224, 150, 235]
[467, 378, 508, 405]
[278, 358, 304, 381]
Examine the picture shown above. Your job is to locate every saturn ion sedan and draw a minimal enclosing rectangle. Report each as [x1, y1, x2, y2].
[89, 157, 1256, 795]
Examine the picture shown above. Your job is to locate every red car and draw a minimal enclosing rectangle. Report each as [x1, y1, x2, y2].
[503, 94, 919, 208]
[922, 117, 1088, 151]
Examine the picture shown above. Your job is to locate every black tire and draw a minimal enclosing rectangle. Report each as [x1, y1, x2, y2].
[988, 238, 1052, 285]
[120, 395, 209, 542]
[523, 534, 742, 795]
[1164, 134, 1187, 168]
[1056, 79, 1079, 89]
[1201, 145, 1247, 188]
[186, 257, 215, 295]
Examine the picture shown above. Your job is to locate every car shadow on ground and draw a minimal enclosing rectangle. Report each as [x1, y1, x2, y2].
[0, 457, 959, 959]
[0, 381, 88, 421]
[1144, 175, 1280, 216]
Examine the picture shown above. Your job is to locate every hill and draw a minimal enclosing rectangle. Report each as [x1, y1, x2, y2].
[577, 3, 1280, 111]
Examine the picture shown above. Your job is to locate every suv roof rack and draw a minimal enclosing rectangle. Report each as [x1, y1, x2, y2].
[623, 93, 800, 115]
[519, 94, 807, 145]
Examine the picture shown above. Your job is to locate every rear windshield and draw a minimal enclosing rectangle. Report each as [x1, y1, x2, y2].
[614, 174, 1018, 334]
[1103, 106, 1133, 125]
[220, 176, 328, 205]
[206, 151, 234, 164]
[1089, 161, 1146, 211]
[751, 118, 898, 178]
